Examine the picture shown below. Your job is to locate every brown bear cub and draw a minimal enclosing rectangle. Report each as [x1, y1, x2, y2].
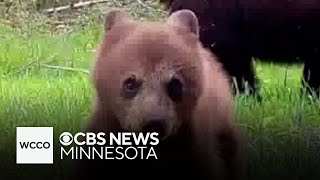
[74, 9, 244, 180]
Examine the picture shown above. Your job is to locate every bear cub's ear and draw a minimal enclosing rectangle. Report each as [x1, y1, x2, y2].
[104, 9, 130, 32]
[167, 9, 200, 38]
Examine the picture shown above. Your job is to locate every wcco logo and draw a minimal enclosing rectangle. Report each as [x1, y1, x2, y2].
[19, 141, 51, 149]
[16, 127, 53, 164]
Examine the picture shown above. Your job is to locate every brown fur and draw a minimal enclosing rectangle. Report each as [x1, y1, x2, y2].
[75, 9, 244, 180]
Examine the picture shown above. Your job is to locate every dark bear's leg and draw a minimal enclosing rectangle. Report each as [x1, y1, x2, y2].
[216, 49, 259, 97]
[302, 55, 320, 97]
[230, 55, 258, 97]
[205, 22, 260, 98]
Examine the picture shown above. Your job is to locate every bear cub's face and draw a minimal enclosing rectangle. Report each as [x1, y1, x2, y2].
[94, 9, 201, 139]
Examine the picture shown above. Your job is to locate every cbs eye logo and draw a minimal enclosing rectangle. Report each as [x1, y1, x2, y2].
[59, 132, 73, 146]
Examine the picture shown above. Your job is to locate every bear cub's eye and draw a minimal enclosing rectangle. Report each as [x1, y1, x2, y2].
[167, 77, 184, 103]
[122, 75, 140, 98]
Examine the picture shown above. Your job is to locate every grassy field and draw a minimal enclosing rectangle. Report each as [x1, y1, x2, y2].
[0, 1, 320, 179]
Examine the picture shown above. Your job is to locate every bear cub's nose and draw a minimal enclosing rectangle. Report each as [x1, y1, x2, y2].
[142, 120, 166, 139]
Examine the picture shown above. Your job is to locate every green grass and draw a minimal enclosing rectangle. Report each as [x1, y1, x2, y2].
[0, 24, 98, 179]
[1, 4, 320, 179]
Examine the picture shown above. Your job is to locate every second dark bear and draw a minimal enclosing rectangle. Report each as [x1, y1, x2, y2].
[161, 0, 320, 97]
